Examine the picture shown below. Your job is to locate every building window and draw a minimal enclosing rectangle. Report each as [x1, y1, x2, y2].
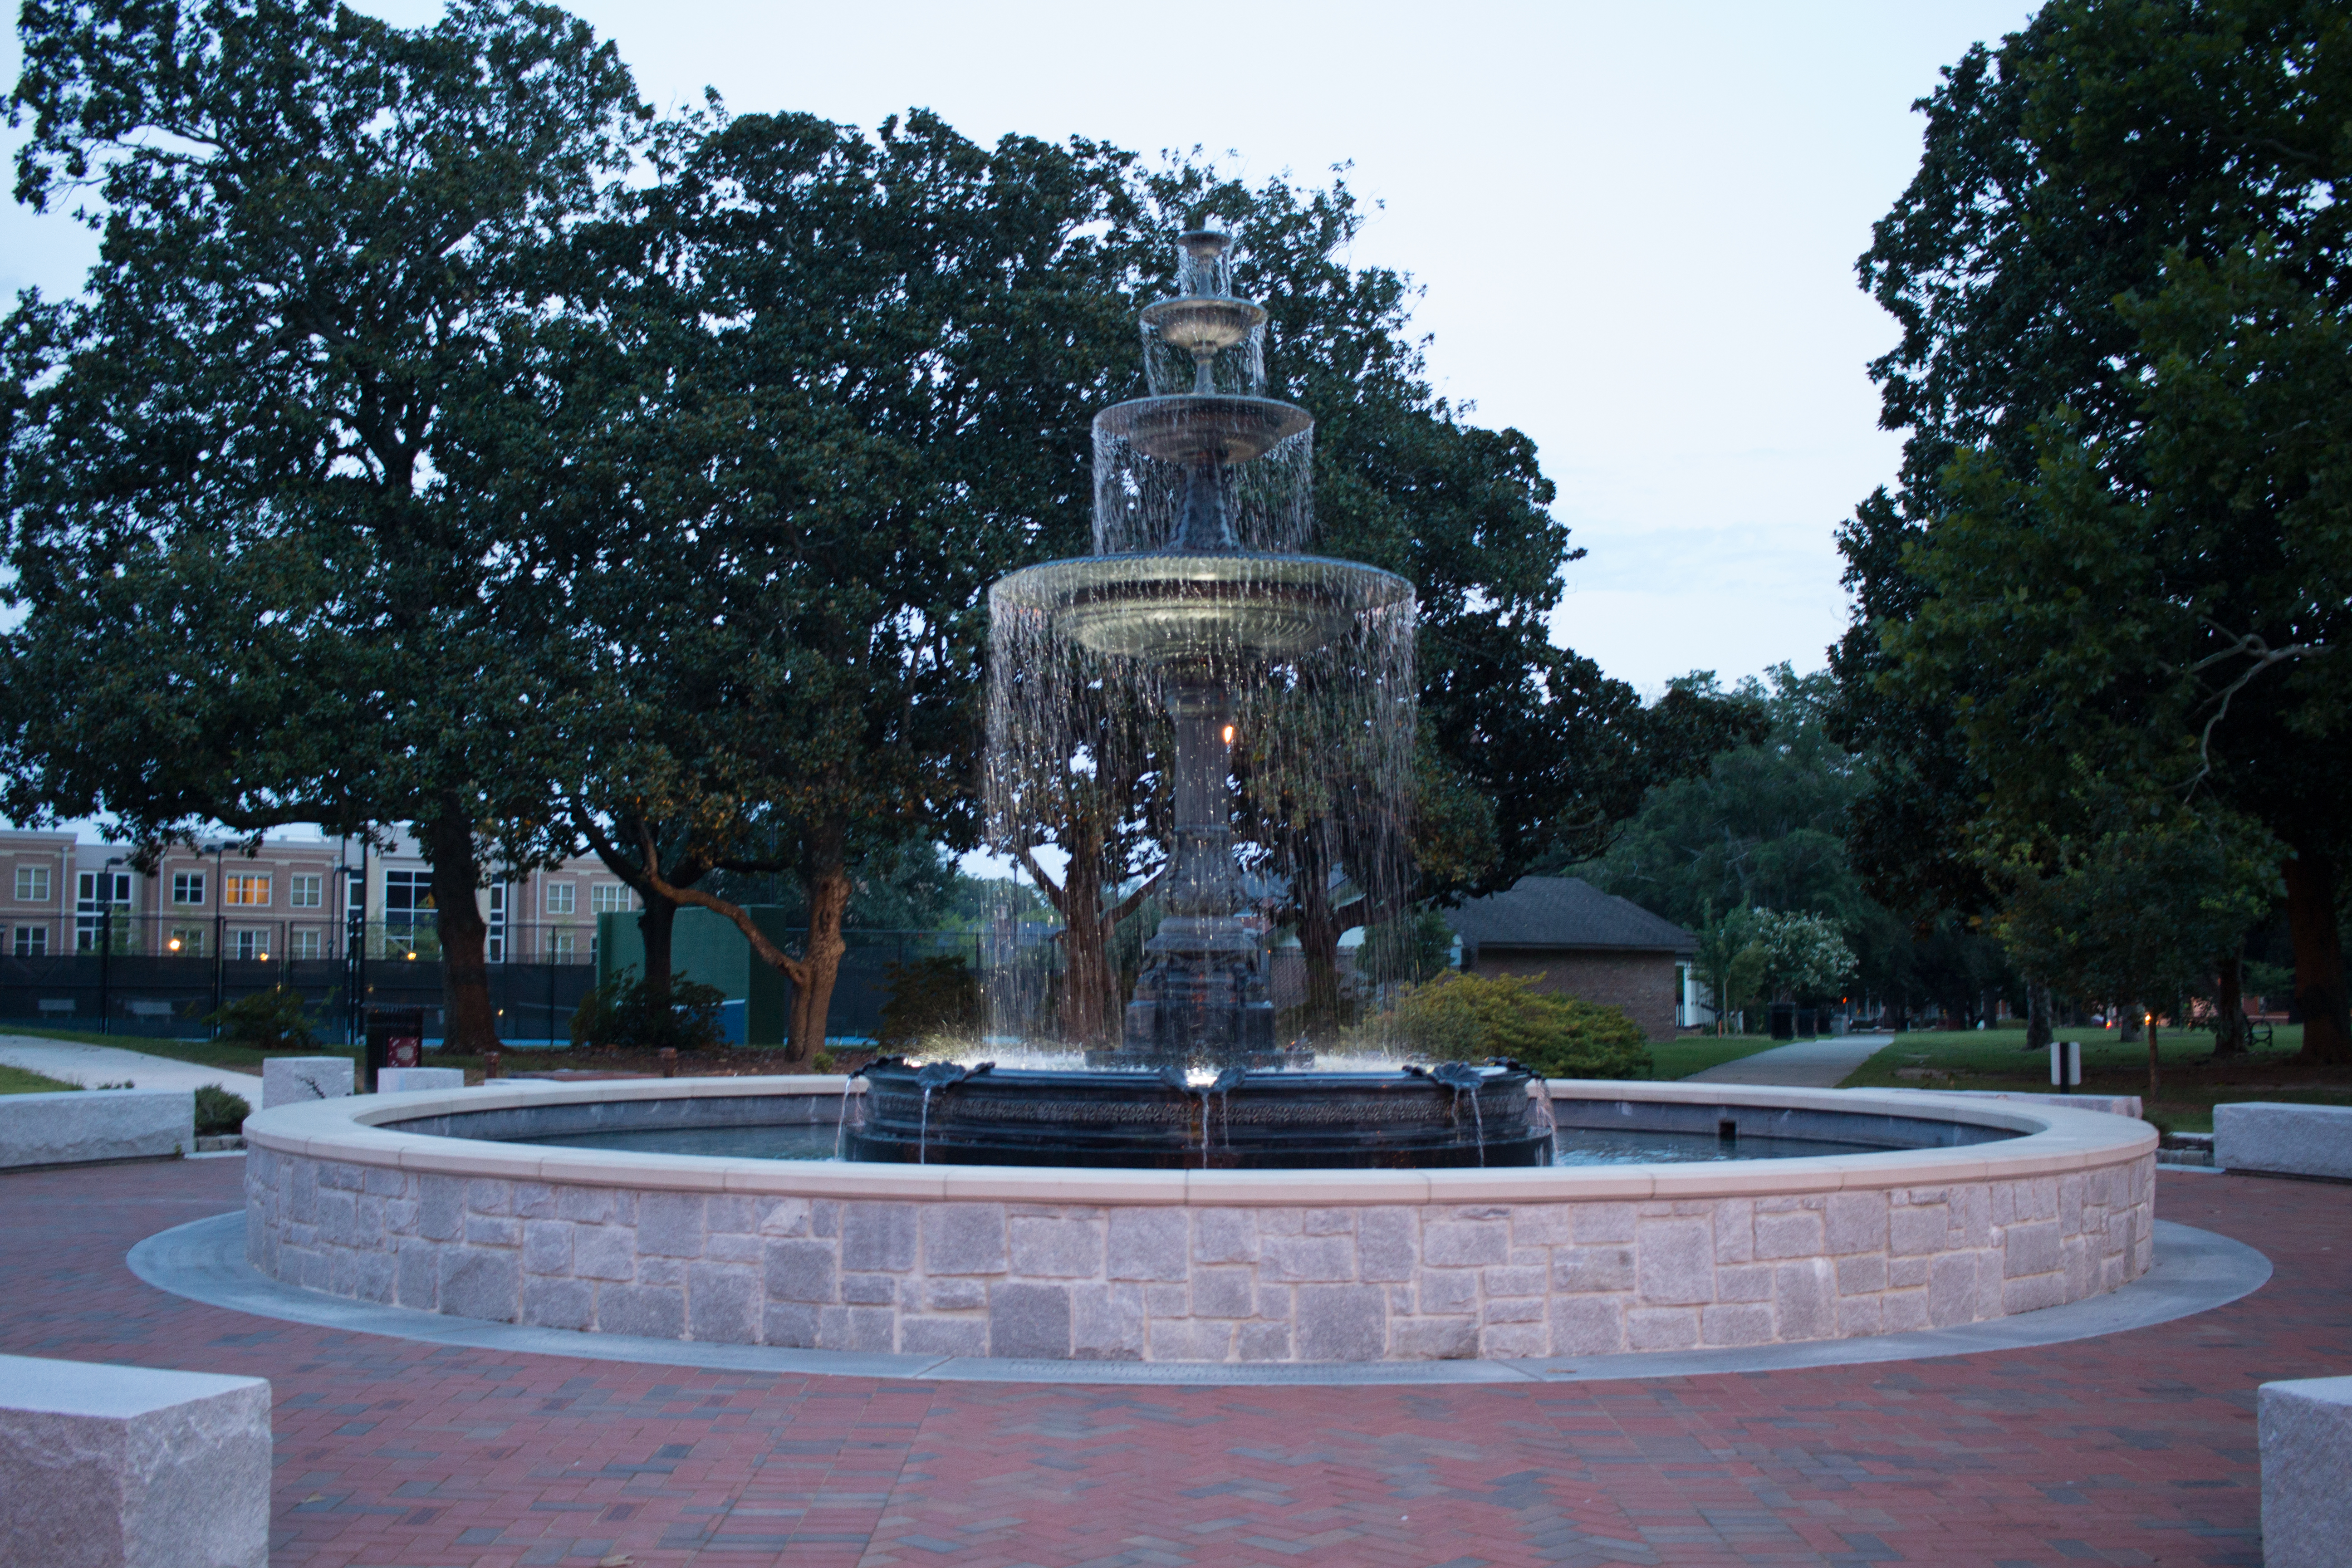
[172, 871, 206, 906]
[75, 871, 132, 953]
[224, 872, 271, 906]
[167, 926, 207, 958]
[231, 928, 270, 961]
[544, 883, 576, 916]
[289, 873, 322, 908]
[13, 926, 47, 956]
[383, 870, 435, 956]
[15, 865, 52, 902]
[591, 883, 629, 914]
[486, 884, 506, 964]
[288, 928, 321, 961]
[548, 928, 576, 961]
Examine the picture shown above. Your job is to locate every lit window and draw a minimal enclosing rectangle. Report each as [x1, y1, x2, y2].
[172, 872, 206, 906]
[225, 873, 271, 906]
[289, 929, 321, 960]
[591, 883, 629, 914]
[545, 883, 576, 916]
[548, 928, 576, 960]
[289, 873, 322, 908]
[15, 866, 51, 902]
[13, 926, 47, 956]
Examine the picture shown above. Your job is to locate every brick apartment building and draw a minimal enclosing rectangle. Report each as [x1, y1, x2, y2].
[1442, 876, 1698, 1041]
[0, 825, 637, 965]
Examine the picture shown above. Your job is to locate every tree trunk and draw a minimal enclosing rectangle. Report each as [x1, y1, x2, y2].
[786, 824, 852, 1065]
[2025, 982, 2052, 1053]
[638, 892, 679, 1000]
[2211, 951, 2250, 1058]
[421, 811, 497, 1054]
[1294, 835, 1345, 1039]
[2284, 847, 2352, 1064]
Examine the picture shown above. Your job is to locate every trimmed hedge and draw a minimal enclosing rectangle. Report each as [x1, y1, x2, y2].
[1382, 971, 1651, 1079]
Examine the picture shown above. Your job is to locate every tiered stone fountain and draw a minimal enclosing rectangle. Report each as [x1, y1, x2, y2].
[849, 229, 1547, 1167]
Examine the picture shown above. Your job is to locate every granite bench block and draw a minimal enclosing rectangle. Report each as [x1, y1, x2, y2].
[0, 1090, 193, 1170]
[263, 1056, 353, 1106]
[2260, 1375, 2352, 1568]
[2216, 1102, 2352, 1181]
[0, 1352, 270, 1568]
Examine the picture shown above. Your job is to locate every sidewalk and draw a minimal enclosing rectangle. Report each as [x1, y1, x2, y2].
[1683, 1031, 1891, 1088]
[0, 1035, 268, 1106]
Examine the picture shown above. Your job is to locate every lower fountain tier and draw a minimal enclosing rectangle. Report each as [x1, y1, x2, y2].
[844, 1060, 1550, 1169]
[989, 551, 1414, 661]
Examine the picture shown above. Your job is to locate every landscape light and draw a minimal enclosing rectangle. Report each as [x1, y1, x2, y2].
[1222, 724, 1235, 744]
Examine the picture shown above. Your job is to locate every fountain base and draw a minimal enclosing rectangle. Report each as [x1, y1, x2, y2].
[844, 1059, 1550, 1169]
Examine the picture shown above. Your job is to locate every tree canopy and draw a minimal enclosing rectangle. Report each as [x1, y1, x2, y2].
[1832, 0, 2352, 1060]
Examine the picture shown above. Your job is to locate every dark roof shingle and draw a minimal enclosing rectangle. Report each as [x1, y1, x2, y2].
[1442, 876, 1695, 956]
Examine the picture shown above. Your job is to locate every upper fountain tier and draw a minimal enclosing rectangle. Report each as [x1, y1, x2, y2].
[1091, 227, 1318, 558]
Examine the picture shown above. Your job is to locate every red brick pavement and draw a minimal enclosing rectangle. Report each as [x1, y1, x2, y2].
[1, 1161, 2344, 1567]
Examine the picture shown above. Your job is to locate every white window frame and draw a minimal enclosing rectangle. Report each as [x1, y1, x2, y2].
[224, 872, 271, 907]
[13, 926, 48, 956]
[15, 865, 52, 902]
[172, 871, 206, 906]
[289, 873, 322, 908]
[591, 882, 629, 915]
[288, 928, 322, 961]
[544, 883, 576, 916]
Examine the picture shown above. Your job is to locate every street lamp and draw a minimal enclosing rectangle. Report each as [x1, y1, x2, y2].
[206, 842, 226, 1036]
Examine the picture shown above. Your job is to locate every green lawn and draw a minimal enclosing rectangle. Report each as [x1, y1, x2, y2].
[1838, 1022, 2351, 1131]
[0, 1063, 81, 1094]
[1649, 1035, 1781, 1080]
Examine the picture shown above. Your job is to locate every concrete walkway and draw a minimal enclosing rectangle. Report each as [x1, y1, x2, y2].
[0, 1035, 267, 1106]
[1683, 1031, 1891, 1087]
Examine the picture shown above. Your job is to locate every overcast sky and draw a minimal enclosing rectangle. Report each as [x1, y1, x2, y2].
[2, 0, 2040, 700]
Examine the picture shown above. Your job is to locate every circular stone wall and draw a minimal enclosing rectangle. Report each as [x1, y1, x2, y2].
[240, 1079, 2155, 1363]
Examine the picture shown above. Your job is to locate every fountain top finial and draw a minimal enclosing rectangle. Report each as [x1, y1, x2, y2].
[1173, 227, 1236, 301]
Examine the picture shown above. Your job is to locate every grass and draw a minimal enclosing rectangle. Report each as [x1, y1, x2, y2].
[1649, 1034, 1783, 1080]
[0, 1063, 81, 1094]
[1838, 1022, 2352, 1131]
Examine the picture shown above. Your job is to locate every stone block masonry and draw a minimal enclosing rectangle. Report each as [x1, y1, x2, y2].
[0, 1352, 270, 1568]
[244, 1144, 2155, 1362]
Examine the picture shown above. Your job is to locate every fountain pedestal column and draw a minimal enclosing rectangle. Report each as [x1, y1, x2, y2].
[1120, 676, 1279, 1064]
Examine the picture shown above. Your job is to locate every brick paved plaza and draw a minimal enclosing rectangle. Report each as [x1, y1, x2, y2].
[1, 1160, 2343, 1567]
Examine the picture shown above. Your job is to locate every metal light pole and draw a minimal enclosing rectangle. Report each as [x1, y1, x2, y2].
[209, 842, 226, 1035]
[98, 854, 124, 1035]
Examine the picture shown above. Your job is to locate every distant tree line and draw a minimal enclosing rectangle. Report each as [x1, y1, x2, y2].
[0, 0, 1744, 1058]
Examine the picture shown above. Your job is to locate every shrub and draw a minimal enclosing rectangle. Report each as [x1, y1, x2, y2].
[570, 969, 729, 1053]
[878, 956, 982, 1050]
[203, 986, 321, 1051]
[194, 1084, 251, 1136]
[1381, 971, 1651, 1079]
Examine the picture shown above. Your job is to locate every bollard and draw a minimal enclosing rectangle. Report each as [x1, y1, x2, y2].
[2048, 1039, 2081, 1092]
[482, 1047, 501, 1082]
[659, 1048, 677, 1079]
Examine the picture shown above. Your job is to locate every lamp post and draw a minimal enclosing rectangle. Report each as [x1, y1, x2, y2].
[207, 841, 225, 1036]
[97, 854, 124, 1035]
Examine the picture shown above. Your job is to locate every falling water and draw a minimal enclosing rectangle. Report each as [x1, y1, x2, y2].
[984, 224, 1419, 1066]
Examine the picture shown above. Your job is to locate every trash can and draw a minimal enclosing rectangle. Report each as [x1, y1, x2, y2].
[1769, 1002, 1796, 1040]
[364, 1007, 426, 1093]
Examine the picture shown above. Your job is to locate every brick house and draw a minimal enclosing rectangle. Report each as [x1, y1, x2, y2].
[1443, 876, 1696, 1042]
